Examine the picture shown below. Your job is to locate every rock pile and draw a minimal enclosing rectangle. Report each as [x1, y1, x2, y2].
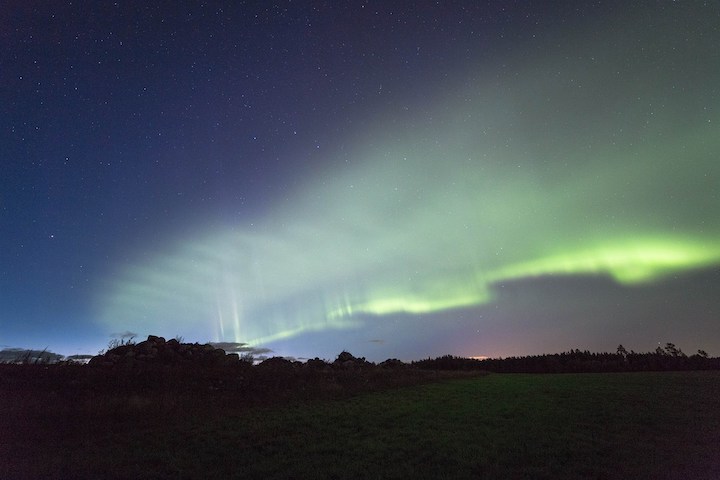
[333, 351, 372, 368]
[88, 335, 239, 368]
[87, 335, 409, 374]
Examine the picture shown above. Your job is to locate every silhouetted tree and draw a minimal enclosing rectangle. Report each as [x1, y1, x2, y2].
[664, 342, 685, 357]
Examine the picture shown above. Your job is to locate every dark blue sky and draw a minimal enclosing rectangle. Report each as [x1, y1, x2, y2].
[2, 1, 719, 361]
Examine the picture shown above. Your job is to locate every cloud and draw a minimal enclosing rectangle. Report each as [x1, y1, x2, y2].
[209, 341, 247, 351]
[209, 342, 273, 356]
[0, 348, 64, 364]
[110, 330, 139, 340]
[66, 354, 94, 360]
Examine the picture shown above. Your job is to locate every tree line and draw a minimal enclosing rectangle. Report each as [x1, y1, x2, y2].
[413, 343, 720, 373]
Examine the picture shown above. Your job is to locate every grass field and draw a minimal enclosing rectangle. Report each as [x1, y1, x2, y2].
[2, 371, 719, 479]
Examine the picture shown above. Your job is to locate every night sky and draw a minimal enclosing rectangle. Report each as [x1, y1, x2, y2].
[2, 1, 719, 361]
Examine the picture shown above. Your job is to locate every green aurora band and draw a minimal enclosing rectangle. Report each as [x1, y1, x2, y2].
[97, 6, 720, 347]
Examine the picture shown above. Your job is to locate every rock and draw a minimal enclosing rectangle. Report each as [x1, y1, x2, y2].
[378, 358, 406, 369]
[335, 351, 357, 363]
[333, 351, 370, 368]
[87, 356, 104, 366]
[147, 335, 166, 344]
[305, 358, 329, 370]
[136, 341, 154, 354]
[112, 345, 132, 356]
[258, 357, 295, 370]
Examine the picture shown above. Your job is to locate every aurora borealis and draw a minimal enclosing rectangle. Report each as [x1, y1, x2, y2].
[2, 2, 719, 360]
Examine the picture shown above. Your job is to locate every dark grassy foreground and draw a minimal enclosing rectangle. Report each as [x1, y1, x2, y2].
[2, 370, 719, 479]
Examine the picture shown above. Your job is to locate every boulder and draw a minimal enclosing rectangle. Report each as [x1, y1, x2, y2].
[378, 358, 406, 369]
[147, 335, 166, 344]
